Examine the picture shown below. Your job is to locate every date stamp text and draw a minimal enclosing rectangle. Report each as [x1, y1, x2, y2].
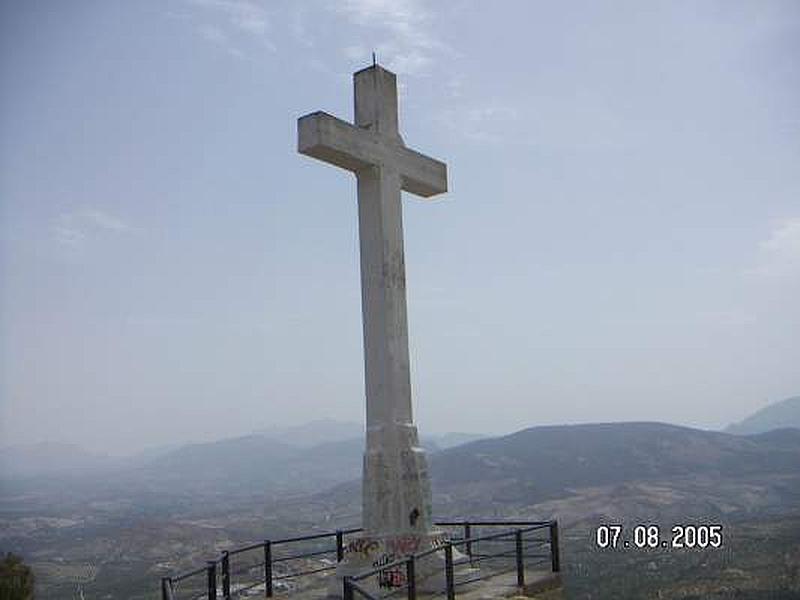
[594, 524, 724, 550]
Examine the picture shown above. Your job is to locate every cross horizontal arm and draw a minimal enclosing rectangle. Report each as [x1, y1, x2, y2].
[298, 111, 447, 198]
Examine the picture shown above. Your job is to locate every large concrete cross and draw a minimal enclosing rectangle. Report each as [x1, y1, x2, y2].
[298, 65, 447, 547]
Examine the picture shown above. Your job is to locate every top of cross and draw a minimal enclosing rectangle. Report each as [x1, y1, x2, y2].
[297, 64, 447, 198]
[353, 65, 403, 143]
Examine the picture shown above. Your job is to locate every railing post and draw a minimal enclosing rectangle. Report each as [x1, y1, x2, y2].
[207, 561, 217, 600]
[550, 521, 560, 573]
[515, 529, 525, 588]
[264, 540, 273, 598]
[445, 542, 455, 600]
[161, 576, 172, 600]
[221, 551, 230, 599]
[343, 576, 354, 600]
[406, 556, 416, 600]
[336, 529, 344, 562]
[464, 523, 472, 559]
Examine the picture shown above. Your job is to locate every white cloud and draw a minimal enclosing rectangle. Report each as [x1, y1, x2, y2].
[761, 217, 800, 258]
[332, 0, 447, 76]
[747, 217, 800, 279]
[335, 0, 425, 31]
[53, 221, 86, 246]
[289, 4, 314, 48]
[52, 210, 134, 246]
[184, 0, 275, 56]
[197, 23, 228, 45]
[84, 209, 133, 233]
[187, 0, 267, 34]
[195, 24, 247, 59]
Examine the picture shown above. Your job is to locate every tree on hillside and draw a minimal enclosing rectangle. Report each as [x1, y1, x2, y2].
[0, 553, 34, 600]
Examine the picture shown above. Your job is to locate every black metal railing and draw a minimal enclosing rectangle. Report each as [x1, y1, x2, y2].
[162, 527, 363, 599]
[344, 521, 559, 600]
[161, 520, 559, 600]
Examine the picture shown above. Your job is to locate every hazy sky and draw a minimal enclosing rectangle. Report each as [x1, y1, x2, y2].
[1, 1, 798, 456]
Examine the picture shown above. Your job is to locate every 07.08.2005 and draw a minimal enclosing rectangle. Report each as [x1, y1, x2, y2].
[594, 524, 723, 549]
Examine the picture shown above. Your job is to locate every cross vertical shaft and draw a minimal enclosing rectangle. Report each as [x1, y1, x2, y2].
[357, 164, 413, 429]
[297, 64, 447, 570]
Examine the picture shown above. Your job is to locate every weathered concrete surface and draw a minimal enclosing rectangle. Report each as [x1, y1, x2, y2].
[290, 569, 563, 600]
[416, 571, 563, 600]
[297, 63, 448, 580]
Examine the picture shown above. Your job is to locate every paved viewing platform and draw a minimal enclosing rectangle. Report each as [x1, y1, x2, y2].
[161, 521, 562, 600]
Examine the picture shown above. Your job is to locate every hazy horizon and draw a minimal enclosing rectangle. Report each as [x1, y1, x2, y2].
[2, 1, 798, 456]
[2, 411, 790, 460]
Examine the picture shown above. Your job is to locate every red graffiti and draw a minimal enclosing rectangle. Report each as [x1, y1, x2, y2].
[378, 568, 406, 589]
[387, 536, 421, 555]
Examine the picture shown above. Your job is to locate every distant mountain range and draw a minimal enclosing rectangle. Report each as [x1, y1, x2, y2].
[302, 420, 800, 528]
[0, 421, 484, 490]
[435, 421, 800, 488]
[7, 392, 798, 483]
[254, 419, 364, 448]
[4, 410, 799, 512]
[430, 422, 800, 512]
[253, 419, 485, 450]
[725, 395, 800, 435]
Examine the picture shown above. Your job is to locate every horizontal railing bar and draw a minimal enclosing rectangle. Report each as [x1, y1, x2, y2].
[521, 524, 553, 534]
[477, 535, 546, 544]
[352, 527, 538, 582]
[273, 527, 362, 545]
[178, 526, 365, 565]
[435, 520, 552, 527]
[408, 543, 446, 561]
[469, 549, 549, 561]
[172, 566, 206, 582]
[228, 541, 265, 555]
[453, 572, 500, 587]
[353, 540, 449, 580]
[454, 530, 516, 543]
[465, 553, 515, 566]
[273, 564, 337, 580]
[272, 547, 335, 563]
[230, 579, 266, 596]
[472, 550, 517, 559]
[469, 525, 547, 541]
[230, 561, 266, 576]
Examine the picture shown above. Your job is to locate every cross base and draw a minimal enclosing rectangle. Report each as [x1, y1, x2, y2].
[328, 531, 474, 598]
[363, 422, 434, 534]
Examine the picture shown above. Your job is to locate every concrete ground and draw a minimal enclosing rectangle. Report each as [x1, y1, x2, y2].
[450, 569, 563, 600]
[279, 568, 563, 600]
